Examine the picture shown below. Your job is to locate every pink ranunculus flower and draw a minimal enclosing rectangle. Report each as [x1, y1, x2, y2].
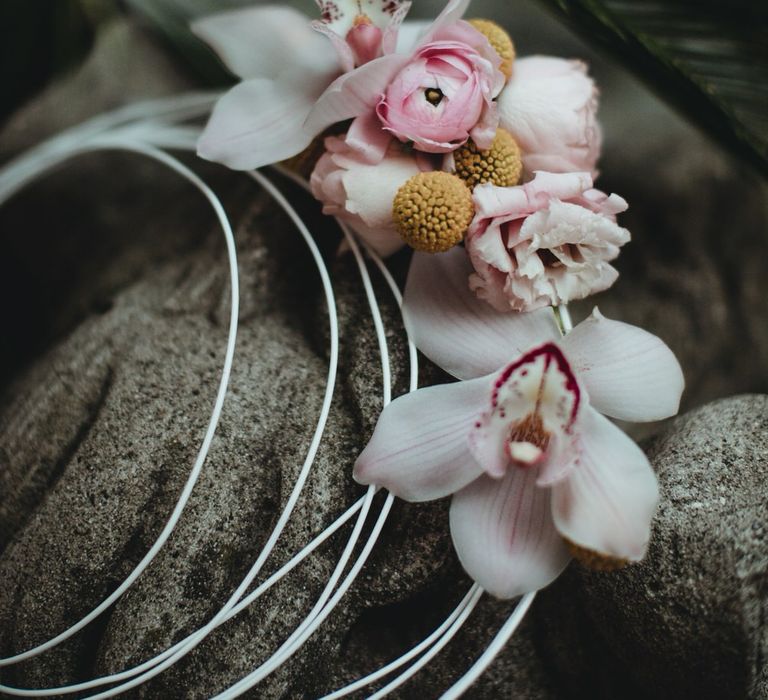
[375, 23, 506, 153]
[305, 0, 506, 164]
[465, 171, 630, 313]
[354, 249, 684, 598]
[498, 56, 602, 175]
[310, 130, 424, 256]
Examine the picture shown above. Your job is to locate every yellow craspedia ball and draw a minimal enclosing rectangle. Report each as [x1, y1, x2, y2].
[453, 128, 523, 190]
[469, 18, 515, 78]
[393, 172, 474, 253]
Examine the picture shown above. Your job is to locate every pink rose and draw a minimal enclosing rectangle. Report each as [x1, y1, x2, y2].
[310, 132, 425, 256]
[466, 171, 630, 312]
[376, 22, 505, 154]
[498, 57, 602, 175]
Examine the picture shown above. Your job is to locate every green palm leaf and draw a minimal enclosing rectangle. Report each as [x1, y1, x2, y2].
[535, 0, 768, 176]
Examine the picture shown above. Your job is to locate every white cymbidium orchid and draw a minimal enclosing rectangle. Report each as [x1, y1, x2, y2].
[354, 248, 684, 598]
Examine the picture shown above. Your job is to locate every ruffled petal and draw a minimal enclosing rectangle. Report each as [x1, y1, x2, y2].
[403, 247, 559, 380]
[353, 376, 490, 502]
[193, 6, 338, 83]
[560, 308, 684, 422]
[304, 54, 408, 137]
[472, 172, 594, 222]
[450, 467, 571, 598]
[197, 79, 316, 170]
[551, 407, 659, 561]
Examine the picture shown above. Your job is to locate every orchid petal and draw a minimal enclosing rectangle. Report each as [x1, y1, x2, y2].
[353, 376, 491, 502]
[450, 467, 571, 598]
[304, 54, 408, 137]
[395, 20, 430, 53]
[552, 407, 659, 561]
[318, 0, 410, 36]
[382, 2, 412, 54]
[312, 19, 356, 73]
[403, 247, 559, 380]
[560, 308, 684, 422]
[421, 0, 471, 44]
[197, 79, 316, 170]
[193, 6, 338, 83]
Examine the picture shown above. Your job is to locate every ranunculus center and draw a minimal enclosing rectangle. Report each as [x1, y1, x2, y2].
[424, 88, 444, 106]
[506, 412, 550, 467]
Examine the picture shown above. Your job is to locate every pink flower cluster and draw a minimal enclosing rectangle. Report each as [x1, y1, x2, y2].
[194, 0, 684, 600]
[194, 0, 618, 311]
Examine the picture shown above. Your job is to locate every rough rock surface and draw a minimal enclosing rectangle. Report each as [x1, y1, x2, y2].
[0, 3, 767, 699]
[533, 395, 768, 700]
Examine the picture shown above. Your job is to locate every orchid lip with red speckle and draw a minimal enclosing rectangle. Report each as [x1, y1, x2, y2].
[467, 342, 582, 484]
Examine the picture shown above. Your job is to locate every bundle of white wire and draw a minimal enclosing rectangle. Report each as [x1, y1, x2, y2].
[0, 94, 554, 699]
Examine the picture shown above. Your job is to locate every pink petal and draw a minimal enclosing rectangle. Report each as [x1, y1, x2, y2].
[469, 101, 500, 151]
[197, 79, 317, 170]
[403, 247, 559, 380]
[304, 54, 408, 137]
[472, 171, 594, 221]
[551, 407, 659, 561]
[345, 112, 393, 164]
[560, 308, 684, 422]
[450, 468, 571, 598]
[353, 376, 490, 502]
[193, 6, 338, 82]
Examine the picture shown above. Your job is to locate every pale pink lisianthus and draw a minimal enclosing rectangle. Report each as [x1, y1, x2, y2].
[465, 171, 630, 312]
[376, 21, 506, 153]
[310, 131, 425, 256]
[498, 57, 602, 175]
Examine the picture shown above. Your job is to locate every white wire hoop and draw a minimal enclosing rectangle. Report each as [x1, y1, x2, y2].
[0, 96, 551, 699]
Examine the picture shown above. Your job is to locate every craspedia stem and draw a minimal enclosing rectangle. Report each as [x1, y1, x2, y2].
[393, 172, 474, 253]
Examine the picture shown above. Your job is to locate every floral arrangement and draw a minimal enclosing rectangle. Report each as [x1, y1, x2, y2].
[194, 0, 685, 599]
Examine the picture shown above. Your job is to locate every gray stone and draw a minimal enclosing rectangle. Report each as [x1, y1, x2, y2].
[0, 165, 450, 696]
[1, 5, 768, 700]
[534, 395, 768, 700]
